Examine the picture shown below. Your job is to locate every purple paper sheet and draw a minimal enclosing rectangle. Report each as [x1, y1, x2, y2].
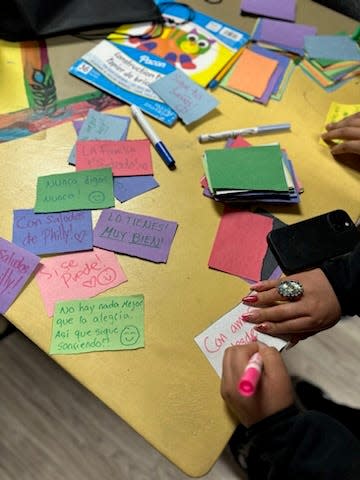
[241, 0, 296, 22]
[250, 45, 291, 103]
[12, 209, 93, 255]
[0, 237, 40, 313]
[93, 209, 178, 263]
[113, 176, 159, 203]
[252, 18, 317, 55]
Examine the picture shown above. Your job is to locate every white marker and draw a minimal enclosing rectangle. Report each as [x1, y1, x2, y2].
[198, 123, 291, 143]
[130, 105, 176, 170]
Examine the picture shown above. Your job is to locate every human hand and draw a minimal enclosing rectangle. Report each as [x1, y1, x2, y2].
[241, 268, 341, 341]
[321, 112, 360, 156]
[221, 342, 294, 427]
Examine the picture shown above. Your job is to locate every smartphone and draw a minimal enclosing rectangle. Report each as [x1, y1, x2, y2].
[267, 209, 360, 274]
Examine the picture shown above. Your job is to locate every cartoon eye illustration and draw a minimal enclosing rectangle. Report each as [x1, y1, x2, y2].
[198, 39, 209, 49]
[187, 33, 199, 42]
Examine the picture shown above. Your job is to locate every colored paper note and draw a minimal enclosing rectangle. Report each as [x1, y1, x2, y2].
[320, 102, 360, 145]
[150, 69, 219, 125]
[241, 0, 296, 22]
[50, 294, 144, 354]
[203, 144, 288, 193]
[12, 209, 93, 255]
[252, 19, 317, 54]
[113, 175, 159, 202]
[68, 109, 130, 164]
[208, 210, 273, 282]
[75, 139, 153, 176]
[194, 302, 287, 377]
[35, 248, 127, 316]
[93, 209, 178, 263]
[34, 168, 114, 213]
[0, 237, 40, 314]
[304, 35, 360, 61]
[226, 49, 278, 98]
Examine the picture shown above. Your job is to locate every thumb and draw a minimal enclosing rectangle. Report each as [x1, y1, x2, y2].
[257, 343, 288, 379]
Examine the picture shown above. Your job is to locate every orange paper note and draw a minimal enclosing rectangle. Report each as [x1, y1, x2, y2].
[227, 49, 279, 98]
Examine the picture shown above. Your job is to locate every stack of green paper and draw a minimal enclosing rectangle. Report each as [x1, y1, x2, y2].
[202, 144, 300, 204]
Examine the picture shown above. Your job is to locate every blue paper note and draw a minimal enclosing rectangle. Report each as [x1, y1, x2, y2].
[150, 70, 219, 125]
[304, 35, 360, 61]
[69, 109, 130, 165]
[113, 176, 159, 202]
[12, 209, 93, 255]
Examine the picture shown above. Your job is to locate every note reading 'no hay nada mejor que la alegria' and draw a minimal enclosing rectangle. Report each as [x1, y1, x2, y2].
[50, 294, 144, 355]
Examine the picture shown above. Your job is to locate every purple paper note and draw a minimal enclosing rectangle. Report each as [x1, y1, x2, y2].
[252, 18, 317, 54]
[113, 176, 159, 203]
[12, 209, 93, 255]
[0, 237, 40, 313]
[241, 0, 296, 22]
[93, 209, 178, 263]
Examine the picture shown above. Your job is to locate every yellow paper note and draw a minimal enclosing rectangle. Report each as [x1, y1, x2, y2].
[226, 48, 278, 98]
[320, 102, 360, 146]
[0, 40, 29, 114]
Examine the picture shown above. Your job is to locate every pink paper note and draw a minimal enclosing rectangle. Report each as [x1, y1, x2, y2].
[35, 248, 127, 316]
[208, 209, 273, 282]
[76, 139, 153, 176]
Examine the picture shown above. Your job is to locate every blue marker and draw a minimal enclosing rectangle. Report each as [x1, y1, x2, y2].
[130, 105, 176, 170]
[198, 123, 291, 143]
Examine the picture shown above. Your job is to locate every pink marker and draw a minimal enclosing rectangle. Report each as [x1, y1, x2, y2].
[238, 352, 263, 397]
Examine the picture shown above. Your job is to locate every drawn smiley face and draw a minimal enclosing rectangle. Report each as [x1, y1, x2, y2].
[88, 191, 105, 204]
[120, 325, 140, 346]
[96, 267, 117, 286]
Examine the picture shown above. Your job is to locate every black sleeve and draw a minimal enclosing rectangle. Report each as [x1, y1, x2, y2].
[243, 406, 360, 480]
[320, 242, 360, 316]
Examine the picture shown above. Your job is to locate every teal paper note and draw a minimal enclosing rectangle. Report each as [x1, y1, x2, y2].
[203, 144, 287, 192]
[34, 168, 114, 213]
[150, 69, 219, 125]
[50, 295, 145, 354]
[304, 35, 360, 61]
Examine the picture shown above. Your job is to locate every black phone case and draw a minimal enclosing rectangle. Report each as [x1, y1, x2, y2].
[266, 209, 360, 274]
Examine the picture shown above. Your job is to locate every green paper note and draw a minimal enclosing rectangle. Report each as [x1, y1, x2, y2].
[50, 295, 144, 354]
[35, 168, 114, 212]
[203, 144, 288, 193]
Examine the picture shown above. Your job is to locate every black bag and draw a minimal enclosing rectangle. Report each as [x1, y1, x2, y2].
[1, 0, 163, 41]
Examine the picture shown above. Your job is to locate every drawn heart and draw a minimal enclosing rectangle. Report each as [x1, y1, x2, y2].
[82, 276, 97, 288]
[74, 231, 86, 243]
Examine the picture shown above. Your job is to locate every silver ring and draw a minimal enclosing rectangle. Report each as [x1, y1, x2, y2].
[277, 280, 304, 301]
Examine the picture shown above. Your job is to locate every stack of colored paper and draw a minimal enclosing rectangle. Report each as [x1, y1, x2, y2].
[220, 45, 295, 104]
[251, 18, 317, 56]
[202, 143, 301, 204]
[300, 35, 360, 91]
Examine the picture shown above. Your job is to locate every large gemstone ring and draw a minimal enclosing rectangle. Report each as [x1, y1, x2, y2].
[277, 280, 304, 301]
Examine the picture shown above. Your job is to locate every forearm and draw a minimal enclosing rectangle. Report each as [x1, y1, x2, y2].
[320, 242, 360, 316]
[241, 406, 360, 480]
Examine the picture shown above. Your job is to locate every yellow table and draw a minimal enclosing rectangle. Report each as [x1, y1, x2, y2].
[1, 1, 359, 476]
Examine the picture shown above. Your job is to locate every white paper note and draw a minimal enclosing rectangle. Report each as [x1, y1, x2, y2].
[194, 302, 288, 377]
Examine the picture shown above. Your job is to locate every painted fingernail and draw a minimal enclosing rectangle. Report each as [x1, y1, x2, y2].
[255, 323, 269, 333]
[250, 282, 263, 289]
[241, 310, 259, 322]
[242, 294, 258, 303]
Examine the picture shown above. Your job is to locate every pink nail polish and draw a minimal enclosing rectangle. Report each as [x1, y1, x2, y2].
[242, 295, 258, 303]
[241, 312, 253, 321]
[255, 323, 269, 333]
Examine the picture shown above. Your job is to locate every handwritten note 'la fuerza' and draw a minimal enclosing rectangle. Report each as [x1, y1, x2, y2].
[50, 294, 144, 354]
[194, 302, 287, 377]
[0, 237, 40, 314]
[93, 209, 178, 263]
